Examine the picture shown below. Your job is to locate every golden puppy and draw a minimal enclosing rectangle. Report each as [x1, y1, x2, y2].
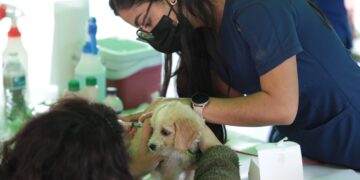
[148, 101, 205, 180]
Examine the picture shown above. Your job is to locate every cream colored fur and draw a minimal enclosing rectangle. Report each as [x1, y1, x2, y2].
[148, 101, 205, 180]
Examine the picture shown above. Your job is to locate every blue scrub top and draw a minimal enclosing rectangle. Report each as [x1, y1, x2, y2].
[216, 0, 360, 169]
[310, 0, 353, 49]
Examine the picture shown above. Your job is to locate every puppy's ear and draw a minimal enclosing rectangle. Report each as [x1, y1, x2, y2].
[174, 118, 202, 152]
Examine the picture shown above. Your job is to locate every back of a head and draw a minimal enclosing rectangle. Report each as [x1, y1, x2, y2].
[0, 97, 133, 180]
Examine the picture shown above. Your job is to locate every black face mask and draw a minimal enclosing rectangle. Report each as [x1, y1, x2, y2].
[137, 8, 194, 54]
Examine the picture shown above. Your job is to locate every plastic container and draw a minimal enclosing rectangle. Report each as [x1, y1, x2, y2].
[75, 17, 106, 101]
[98, 37, 162, 109]
[2, 12, 28, 100]
[63, 79, 82, 98]
[75, 49, 106, 100]
[103, 87, 123, 114]
[83, 76, 99, 102]
[2, 52, 29, 123]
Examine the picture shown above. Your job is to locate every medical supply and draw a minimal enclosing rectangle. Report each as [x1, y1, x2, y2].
[50, 0, 89, 96]
[75, 17, 106, 101]
[1, 4, 28, 100]
[103, 87, 123, 114]
[98, 37, 162, 109]
[118, 119, 143, 128]
[83, 76, 99, 102]
[2, 52, 29, 123]
[248, 138, 304, 180]
[63, 79, 82, 97]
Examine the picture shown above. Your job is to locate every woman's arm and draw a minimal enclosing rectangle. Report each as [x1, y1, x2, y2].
[205, 56, 299, 126]
[127, 118, 164, 178]
[123, 56, 298, 127]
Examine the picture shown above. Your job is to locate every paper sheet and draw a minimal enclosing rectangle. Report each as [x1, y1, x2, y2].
[50, 0, 89, 95]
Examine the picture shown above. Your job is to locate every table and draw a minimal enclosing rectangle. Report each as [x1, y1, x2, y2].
[226, 127, 360, 180]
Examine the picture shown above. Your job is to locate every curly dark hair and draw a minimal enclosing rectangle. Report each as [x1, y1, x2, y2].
[0, 97, 133, 180]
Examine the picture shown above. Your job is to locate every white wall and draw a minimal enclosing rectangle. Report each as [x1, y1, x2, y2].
[0, 0, 137, 93]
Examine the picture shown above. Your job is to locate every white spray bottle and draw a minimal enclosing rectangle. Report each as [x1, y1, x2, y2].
[75, 17, 106, 101]
[1, 4, 28, 100]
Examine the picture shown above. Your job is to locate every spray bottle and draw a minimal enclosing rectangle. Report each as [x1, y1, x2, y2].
[75, 17, 106, 101]
[1, 4, 28, 100]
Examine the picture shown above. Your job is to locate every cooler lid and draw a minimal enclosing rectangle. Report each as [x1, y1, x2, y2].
[98, 37, 160, 61]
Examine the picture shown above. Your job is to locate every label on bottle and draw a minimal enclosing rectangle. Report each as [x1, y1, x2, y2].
[3, 75, 26, 90]
[3, 58, 26, 90]
[12, 76, 26, 89]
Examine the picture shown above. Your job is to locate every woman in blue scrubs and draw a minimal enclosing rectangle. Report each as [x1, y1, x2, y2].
[109, 0, 360, 170]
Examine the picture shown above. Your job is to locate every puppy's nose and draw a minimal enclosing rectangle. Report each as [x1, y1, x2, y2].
[149, 144, 157, 152]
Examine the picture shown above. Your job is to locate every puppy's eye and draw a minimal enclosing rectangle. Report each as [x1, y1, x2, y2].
[161, 128, 171, 136]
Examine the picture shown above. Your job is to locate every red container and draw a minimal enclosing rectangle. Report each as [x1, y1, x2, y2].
[107, 65, 162, 109]
[98, 38, 163, 110]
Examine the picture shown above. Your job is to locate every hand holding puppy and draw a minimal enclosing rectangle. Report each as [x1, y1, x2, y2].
[199, 125, 222, 153]
[127, 118, 164, 178]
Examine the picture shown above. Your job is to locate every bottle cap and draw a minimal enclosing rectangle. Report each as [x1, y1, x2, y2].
[106, 87, 118, 96]
[68, 80, 80, 91]
[86, 76, 97, 86]
[8, 26, 21, 37]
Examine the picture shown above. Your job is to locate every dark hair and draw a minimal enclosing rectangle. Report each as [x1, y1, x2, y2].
[109, 0, 223, 93]
[109, 0, 228, 143]
[0, 98, 133, 180]
[305, 0, 332, 29]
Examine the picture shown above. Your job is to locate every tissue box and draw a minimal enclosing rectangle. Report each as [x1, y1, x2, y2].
[248, 141, 304, 180]
[98, 38, 163, 109]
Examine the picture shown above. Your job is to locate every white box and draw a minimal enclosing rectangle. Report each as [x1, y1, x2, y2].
[249, 140, 304, 180]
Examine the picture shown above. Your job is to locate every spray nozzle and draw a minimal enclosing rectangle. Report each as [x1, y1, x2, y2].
[87, 17, 98, 55]
[0, 3, 24, 21]
[0, 4, 6, 20]
[0, 4, 24, 37]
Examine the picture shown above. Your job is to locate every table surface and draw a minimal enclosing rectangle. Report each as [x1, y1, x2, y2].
[226, 127, 360, 180]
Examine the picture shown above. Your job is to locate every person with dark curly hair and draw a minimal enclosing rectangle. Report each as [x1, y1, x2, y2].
[0, 98, 134, 180]
[0, 98, 239, 180]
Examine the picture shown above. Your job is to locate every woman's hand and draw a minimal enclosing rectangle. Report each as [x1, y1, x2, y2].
[121, 97, 191, 178]
[199, 125, 222, 153]
[127, 118, 164, 178]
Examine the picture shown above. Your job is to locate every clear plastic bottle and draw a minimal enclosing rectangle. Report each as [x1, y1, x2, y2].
[2, 52, 29, 123]
[83, 76, 99, 102]
[103, 87, 123, 114]
[2, 15, 29, 101]
[75, 17, 106, 101]
[63, 79, 82, 98]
